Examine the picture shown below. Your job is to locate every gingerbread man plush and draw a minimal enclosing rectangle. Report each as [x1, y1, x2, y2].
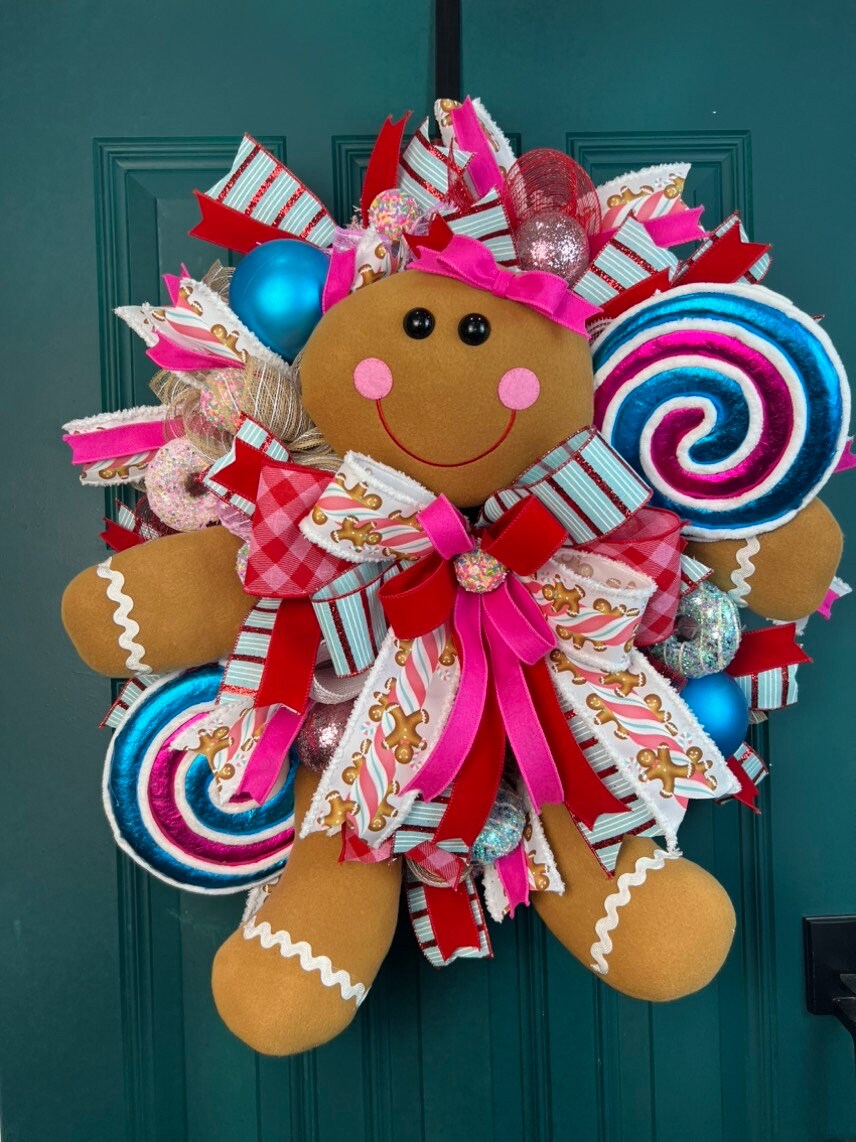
[61, 98, 849, 1056]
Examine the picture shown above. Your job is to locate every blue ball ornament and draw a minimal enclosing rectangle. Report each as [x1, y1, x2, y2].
[681, 671, 749, 759]
[229, 239, 329, 361]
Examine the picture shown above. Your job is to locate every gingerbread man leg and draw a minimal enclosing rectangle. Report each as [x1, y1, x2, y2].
[211, 765, 401, 1055]
[532, 806, 735, 1001]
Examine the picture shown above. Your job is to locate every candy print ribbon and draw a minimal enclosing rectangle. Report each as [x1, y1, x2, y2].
[591, 163, 708, 258]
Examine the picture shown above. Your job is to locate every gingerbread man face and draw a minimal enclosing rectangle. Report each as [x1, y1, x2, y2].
[300, 271, 594, 507]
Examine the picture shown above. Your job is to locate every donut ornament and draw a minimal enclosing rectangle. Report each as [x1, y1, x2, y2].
[593, 282, 849, 618]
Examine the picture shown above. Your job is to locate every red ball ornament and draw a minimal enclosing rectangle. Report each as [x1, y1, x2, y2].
[505, 150, 601, 284]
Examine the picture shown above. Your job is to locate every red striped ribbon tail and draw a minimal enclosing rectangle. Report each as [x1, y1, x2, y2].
[189, 191, 296, 254]
[523, 659, 629, 829]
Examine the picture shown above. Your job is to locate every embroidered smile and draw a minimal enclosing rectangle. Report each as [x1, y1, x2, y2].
[352, 356, 542, 469]
[375, 401, 516, 468]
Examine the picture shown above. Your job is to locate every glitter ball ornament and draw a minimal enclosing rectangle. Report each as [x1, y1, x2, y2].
[649, 581, 742, 679]
[199, 369, 245, 433]
[515, 210, 590, 284]
[471, 784, 527, 864]
[367, 189, 423, 242]
[296, 700, 355, 773]
[145, 437, 220, 532]
[453, 548, 508, 593]
[682, 672, 749, 759]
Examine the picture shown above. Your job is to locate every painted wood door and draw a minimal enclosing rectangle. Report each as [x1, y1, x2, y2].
[2, 2, 854, 1139]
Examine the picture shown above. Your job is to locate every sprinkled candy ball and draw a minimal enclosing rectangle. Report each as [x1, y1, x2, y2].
[235, 542, 249, 583]
[199, 369, 246, 433]
[649, 581, 742, 679]
[145, 437, 220, 532]
[453, 548, 508, 593]
[471, 784, 527, 864]
[367, 189, 423, 242]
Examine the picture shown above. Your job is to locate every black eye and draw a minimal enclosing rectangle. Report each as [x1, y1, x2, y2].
[458, 313, 491, 346]
[403, 308, 435, 339]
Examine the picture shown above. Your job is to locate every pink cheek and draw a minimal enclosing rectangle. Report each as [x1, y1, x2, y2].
[498, 367, 541, 411]
[353, 357, 394, 400]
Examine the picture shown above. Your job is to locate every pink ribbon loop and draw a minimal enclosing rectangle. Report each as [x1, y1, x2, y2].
[418, 494, 472, 558]
[410, 234, 601, 335]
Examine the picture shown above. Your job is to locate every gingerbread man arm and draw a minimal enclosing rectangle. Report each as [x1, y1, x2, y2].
[61, 526, 256, 677]
[683, 498, 843, 621]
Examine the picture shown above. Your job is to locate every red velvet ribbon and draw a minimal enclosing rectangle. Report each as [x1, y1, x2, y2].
[726, 756, 761, 814]
[379, 496, 629, 847]
[360, 114, 410, 225]
[190, 191, 310, 254]
[100, 519, 143, 552]
[678, 224, 771, 286]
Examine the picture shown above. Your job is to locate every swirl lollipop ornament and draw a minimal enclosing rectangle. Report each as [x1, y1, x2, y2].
[593, 282, 850, 539]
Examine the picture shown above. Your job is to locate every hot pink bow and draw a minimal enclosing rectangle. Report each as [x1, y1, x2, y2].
[409, 234, 601, 335]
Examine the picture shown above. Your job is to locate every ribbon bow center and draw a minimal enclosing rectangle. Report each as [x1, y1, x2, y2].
[453, 547, 508, 594]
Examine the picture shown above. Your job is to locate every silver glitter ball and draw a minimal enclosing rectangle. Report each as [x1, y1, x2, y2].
[471, 784, 527, 864]
[650, 581, 742, 679]
[296, 701, 354, 773]
[515, 210, 590, 284]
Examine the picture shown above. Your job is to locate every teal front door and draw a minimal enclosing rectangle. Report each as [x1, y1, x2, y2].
[3, 3, 854, 1139]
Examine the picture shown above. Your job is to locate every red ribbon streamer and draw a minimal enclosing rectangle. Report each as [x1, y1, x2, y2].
[678, 224, 771, 286]
[100, 519, 144, 552]
[189, 191, 304, 254]
[256, 598, 320, 713]
[360, 114, 410, 225]
[726, 623, 811, 679]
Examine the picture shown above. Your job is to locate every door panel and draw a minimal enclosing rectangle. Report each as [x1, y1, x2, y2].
[3, 1, 854, 1139]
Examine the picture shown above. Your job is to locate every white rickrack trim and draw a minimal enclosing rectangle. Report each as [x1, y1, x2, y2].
[96, 558, 151, 673]
[589, 847, 680, 975]
[727, 535, 761, 608]
[242, 918, 369, 1006]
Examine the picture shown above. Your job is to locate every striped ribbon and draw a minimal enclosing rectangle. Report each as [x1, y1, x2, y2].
[397, 118, 471, 213]
[573, 216, 680, 311]
[443, 188, 518, 268]
[196, 134, 335, 249]
[204, 417, 290, 517]
[480, 426, 651, 543]
[734, 663, 800, 710]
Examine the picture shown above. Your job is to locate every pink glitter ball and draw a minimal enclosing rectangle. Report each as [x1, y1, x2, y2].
[367, 189, 422, 242]
[296, 701, 355, 772]
[515, 210, 591, 284]
[453, 548, 508, 594]
[145, 437, 220, 532]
